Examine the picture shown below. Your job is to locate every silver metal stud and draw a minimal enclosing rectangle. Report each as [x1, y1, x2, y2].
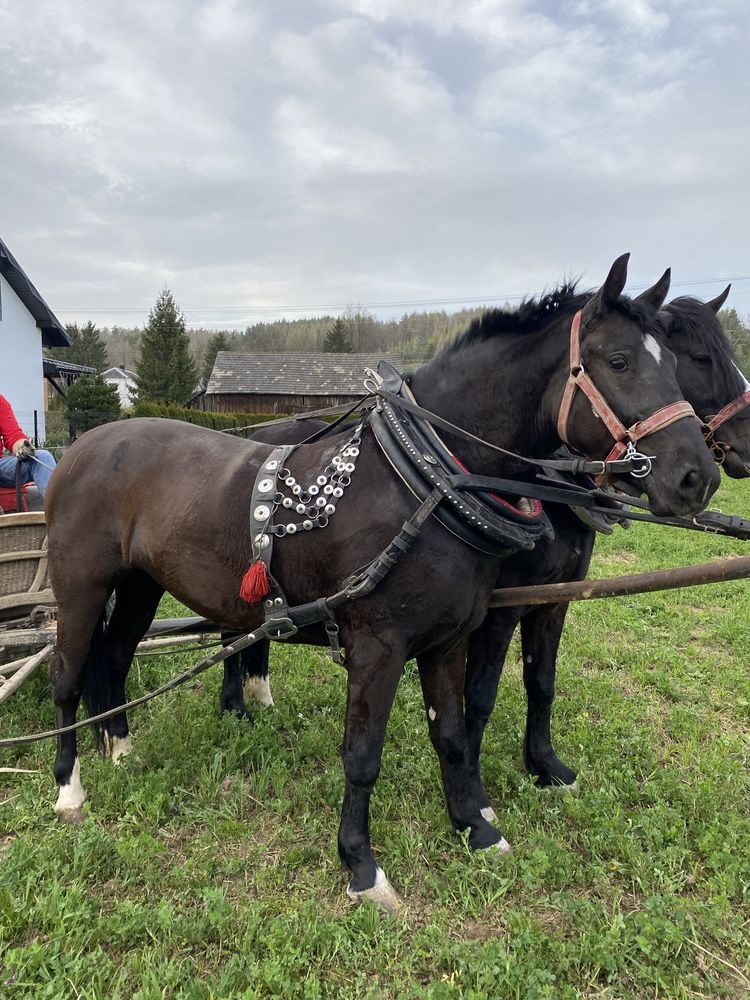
[254, 505, 270, 521]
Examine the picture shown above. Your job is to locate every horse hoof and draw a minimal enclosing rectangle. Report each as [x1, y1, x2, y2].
[54, 758, 86, 821]
[542, 780, 578, 796]
[243, 675, 275, 707]
[347, 867, 404, 915]
[56, 807, 85, 825]
[480, 806, 498, 823]
[110, 735, 133, 765]
[478, 835, 513, 855]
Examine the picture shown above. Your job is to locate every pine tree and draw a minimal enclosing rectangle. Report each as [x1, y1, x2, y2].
[66, 373, 122, 439]
[718, 308, 750, 374]
[323, 318, 353, 353]
[47, 320, 108, 371]
[202, 331, 232, 388]
[135, 289, 198, 404]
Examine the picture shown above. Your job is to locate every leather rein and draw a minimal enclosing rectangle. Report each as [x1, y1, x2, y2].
[557, 310, 698, 481]
[702, 389, 750, 463]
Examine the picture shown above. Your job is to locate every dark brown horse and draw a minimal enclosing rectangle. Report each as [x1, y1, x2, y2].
[45, 255, 719, 911]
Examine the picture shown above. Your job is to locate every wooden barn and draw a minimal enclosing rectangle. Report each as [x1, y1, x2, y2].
[204, 352, 404, 415]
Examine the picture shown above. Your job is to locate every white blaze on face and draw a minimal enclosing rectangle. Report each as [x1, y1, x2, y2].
[643, 333, 662, 365]
[733, 362, 750, 392]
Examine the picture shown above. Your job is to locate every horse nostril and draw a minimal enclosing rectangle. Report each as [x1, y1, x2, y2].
[680, 469, 701, 496]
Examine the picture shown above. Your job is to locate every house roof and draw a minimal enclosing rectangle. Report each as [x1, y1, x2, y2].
[42, 358, 97, 378]
[102, 367, 137, 380]
[0, 238, 70, 347]
[206, 352, 404, 396]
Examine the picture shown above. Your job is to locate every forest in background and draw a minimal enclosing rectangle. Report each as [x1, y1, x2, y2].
[82, 303, 750, 379]
[99, 305, 489, 375]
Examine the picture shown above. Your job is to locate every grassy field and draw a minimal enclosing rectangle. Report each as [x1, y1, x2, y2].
[1, 480, 749, 999]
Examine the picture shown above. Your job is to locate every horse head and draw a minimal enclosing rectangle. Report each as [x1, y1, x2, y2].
[559, 254, 720, 516]
[655, 287, 750, 479]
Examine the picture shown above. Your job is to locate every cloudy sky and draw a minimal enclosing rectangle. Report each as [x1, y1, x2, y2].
[1, 0, 748, 330]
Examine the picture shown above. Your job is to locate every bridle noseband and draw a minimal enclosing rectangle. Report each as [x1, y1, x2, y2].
[557, 310, 699, 480]
[702, 389, 750, 464]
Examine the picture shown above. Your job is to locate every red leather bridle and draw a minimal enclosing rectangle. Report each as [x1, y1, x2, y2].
[702, 389, 750, 464]
[557, 310, 699, 480]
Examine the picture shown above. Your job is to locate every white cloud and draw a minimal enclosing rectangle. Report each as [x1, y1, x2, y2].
[0, 0, 748, 327]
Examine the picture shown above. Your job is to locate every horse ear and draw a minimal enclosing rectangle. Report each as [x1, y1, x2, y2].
[635, 268, 671, 310]
[582, 253, 630, 324]
[706, 284, 731, 313]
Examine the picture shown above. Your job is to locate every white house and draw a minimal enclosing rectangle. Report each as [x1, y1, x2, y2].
[102, 367, 138, 409]
[0, 238, 71, 442]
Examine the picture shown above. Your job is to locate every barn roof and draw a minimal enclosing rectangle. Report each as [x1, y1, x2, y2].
[0, 238, 71, 348]
[206, 352, 404, 396]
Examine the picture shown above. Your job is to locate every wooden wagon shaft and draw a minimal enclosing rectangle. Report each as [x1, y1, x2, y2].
[1, 556, 749, 657]
[488, 554, 750, 607]
[131, 633, 220, 653]
[0, 655, 37, 676]
[0, 629, 218, 653]
[0, 644, 54, 704]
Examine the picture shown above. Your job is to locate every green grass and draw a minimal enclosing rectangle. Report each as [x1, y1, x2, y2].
[1, 481, 749, 998]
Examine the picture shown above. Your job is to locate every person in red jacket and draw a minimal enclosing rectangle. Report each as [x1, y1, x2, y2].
[0, 394, 56, 500]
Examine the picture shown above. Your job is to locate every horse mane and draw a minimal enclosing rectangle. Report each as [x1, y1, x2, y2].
[434, 281, 663, 362]
[662, 296, 737, 360]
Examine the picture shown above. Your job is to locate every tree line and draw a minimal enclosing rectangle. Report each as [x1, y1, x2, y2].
[45, 288, 750, 431]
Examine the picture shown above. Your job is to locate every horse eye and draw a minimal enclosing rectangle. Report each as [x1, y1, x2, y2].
[693, 354, 712, 367]
[609, 355, 628, 372]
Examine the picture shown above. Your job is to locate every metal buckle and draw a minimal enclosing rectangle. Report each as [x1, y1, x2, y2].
[263, 616, 298, 640]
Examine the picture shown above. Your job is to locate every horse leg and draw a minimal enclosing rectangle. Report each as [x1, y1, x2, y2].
[52, 582, 112, 822]
[521, 603, 577, 790]
[219, 636, 273, 717]
[464, 608, 523, 823]
[338, 638, 407, 914]
[243, 640, 274, 707]
[97, 571, 164, 763]
[418, 639, 511, 853]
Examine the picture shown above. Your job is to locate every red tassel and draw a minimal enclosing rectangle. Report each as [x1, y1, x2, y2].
[239, 560, 270, 603]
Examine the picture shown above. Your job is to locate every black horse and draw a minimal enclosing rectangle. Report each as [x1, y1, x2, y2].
[45, 256, 719, 911]
[464, 288, 750, 815]
[223, 289, 750, 752]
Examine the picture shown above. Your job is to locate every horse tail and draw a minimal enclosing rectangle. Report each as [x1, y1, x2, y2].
[81, 596, 115, 746]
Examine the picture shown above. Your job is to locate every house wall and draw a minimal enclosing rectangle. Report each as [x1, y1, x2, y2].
[0, 272, 46, 442]
[104, 376, 137, 409]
